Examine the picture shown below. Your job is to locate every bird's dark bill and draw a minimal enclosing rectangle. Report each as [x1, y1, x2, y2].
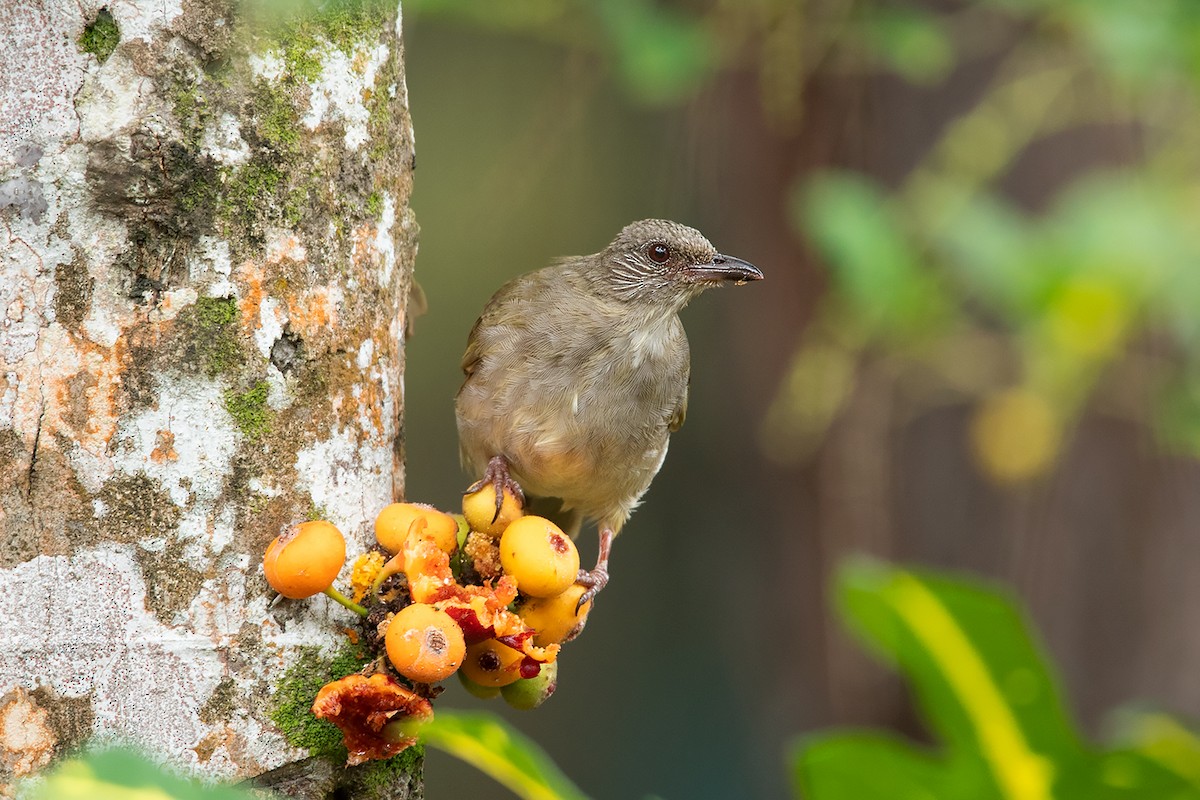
[684, 254, 763, 284]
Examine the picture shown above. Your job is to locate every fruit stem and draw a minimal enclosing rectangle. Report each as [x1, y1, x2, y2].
[371, 552, 406, 598]
[323, 586, 368, 616]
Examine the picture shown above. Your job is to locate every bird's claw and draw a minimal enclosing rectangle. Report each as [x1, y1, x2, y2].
[574, 566, 608, 614]
[466, 455, 526, 523]
[573, 527, 613, 613]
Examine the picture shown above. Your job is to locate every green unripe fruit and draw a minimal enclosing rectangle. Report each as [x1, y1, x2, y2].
[501, 659, 558, 710]
[458, 668, 501, 699]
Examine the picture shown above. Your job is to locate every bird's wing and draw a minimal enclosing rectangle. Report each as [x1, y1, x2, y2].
[669, 382, 688, 433]
[667, 321, 696, 431]
[460, 315, 485, 380]
[458, 272, 537, 383]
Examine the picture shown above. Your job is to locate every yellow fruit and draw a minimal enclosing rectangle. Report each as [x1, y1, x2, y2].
[375, 503, 459, 555]
[263, 520, 346, 599]
[460, 639, 524, 687]
[462, 483, 523, 537]
[499, 516, 579, 598]
[518, 585, 592, 646]
[385, 603, 466, 684]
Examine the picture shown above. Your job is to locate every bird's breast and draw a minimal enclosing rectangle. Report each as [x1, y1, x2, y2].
[457, 304, 686, 518]
[624, 324, 670, 370]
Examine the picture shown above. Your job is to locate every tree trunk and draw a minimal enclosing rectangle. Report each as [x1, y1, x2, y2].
[0, 1, 418, 796]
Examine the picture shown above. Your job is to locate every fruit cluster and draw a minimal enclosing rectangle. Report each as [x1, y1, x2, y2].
[261, 485, 593, 763]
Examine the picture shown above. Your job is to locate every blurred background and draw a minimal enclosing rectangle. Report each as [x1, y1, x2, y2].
[394, 1, 1200, 798]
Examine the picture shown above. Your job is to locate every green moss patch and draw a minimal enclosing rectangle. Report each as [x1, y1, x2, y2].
[306, 503, 331, 522]
[185, 296, 244, 377]
[218, 161, 282, 218]
[79, 9, 120, 63]
[196, 295, 237, 328]
[224, 381, 272, 440]
[365, 191, 383, 217]
[365, 44, 402, 162]
[253, 83, 302, 153]
[171, 77, 212, 152]
[348, 748, 424, 796]
[278, 0, 393, 81]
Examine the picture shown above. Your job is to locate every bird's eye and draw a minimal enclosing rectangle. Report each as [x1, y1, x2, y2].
[646, 243, 670, 264]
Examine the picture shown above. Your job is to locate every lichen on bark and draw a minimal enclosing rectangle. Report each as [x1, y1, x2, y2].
[0, 0, 419, 794]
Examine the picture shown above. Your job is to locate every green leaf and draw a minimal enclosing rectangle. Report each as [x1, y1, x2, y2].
[934, 193, 1046, 321]
[1057, 0, 1200, 87]
[1110, 710, 1200, 788]
[793, 736, 1187, 800]
[1043, 173, 1177, 294]
[593, 0, 714, 104]
[836, 560, 1087, 798]
[799, 173, 951, 338]
[804, 561, 1200, 800]
[419, 710, 590, 800]
[859, 7, 953, 83]
[792, 733, 965, 799]
[1055, 748, 1200, 799]
[1036, 173, 1196, 354]
[26, 748, 256, 800]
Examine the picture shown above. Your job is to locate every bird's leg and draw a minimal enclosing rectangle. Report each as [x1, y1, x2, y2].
[466, 455, 526, 522]
[574, 528, 612, 613]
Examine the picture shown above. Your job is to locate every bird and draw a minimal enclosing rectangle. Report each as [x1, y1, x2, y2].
[455, 219, 763, 610]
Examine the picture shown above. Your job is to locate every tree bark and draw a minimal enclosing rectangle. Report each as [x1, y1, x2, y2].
[0, 1, 418, 796]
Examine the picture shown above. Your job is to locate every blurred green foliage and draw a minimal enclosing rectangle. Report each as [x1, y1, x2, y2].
[792, 562, 1200, 799]
[859, 7, 952, 83]
[403, 0, 716, 103]
[419, 710, 590, 800]
[24, 748, 256, 800]
[762, 0, 1200, 478]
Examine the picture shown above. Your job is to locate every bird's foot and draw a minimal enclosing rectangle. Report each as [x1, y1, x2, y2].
[466, 455, 526, 523]
[574, 565, 609, 613]
[573, 528, 613, 613]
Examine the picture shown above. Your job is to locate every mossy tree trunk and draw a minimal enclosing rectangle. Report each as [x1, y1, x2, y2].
[0, 1, 418, 797]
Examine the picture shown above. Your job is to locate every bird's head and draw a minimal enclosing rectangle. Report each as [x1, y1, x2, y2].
[588, 219, 763, 310]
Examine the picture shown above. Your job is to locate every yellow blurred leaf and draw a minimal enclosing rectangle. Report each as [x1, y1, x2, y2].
[419, 710, 589, 800]
[1047, 277, 1132, 359]
[36, 763, 177, 800]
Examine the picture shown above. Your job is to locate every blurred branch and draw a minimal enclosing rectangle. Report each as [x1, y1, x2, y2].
[903, 50, 1081, 234]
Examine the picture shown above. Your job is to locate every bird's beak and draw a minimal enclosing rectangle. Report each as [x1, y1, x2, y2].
[683, 254, 764, 285]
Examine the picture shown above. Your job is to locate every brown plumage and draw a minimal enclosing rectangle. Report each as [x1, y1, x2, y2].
[455, 219, 762, 607]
